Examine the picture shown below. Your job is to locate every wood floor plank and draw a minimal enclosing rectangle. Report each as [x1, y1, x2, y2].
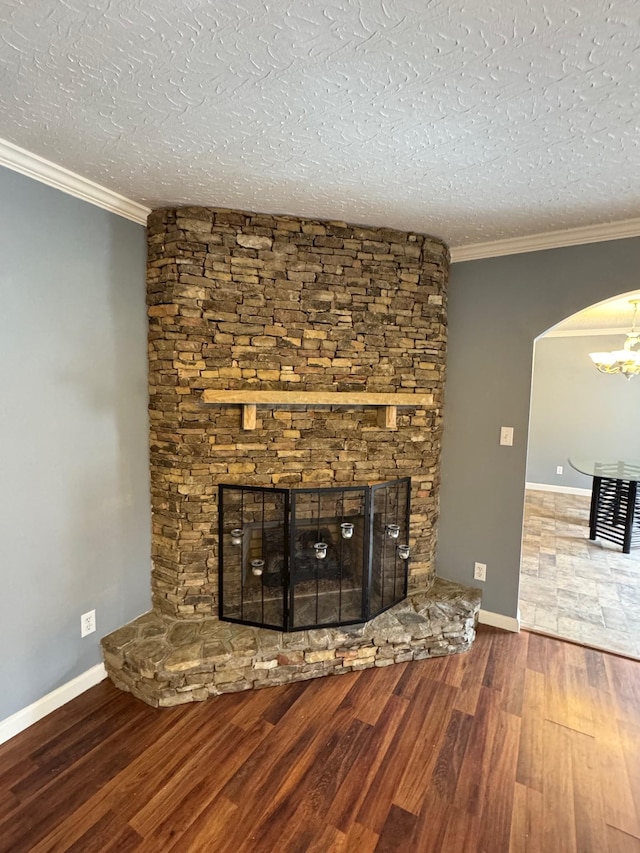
[229, 677, 286, 730]
[343, 821, 379, 853]
[29, 691, 143, 768]
[391, 654, 433, 700]
[499, 630, 529, 718]
[326, 692, 408, 834]
[0, 789, 20, 824]
[337, 658, 407, 725]
[475, 699, 521, 852]
[440, 805, 482, 853]
[515, 668, 545, 792]
[216, 681, 360, 852]
[540, 639, 573, 727]
[542, 720, 577, 851]
[431, 707, 474, 802]
[274, 714, 372, 836]
[374, 804, 417, 853]
[584, 645, 611, 692]
[453, 627, 492, 716]
[593, 691, 640, 839]
[606, 825, 640, 852]
[525, 630, 549, 674]
[454, 685, 517, 815]
[62, 810, 142, 853]
[0, 625, 638, 853]
[538, 637, 596, 736]
[91, 824, 143, 853]
[128, 718, 272, 843]
[259, 679, 309, 726]
[0, 756, 40, 802]
[391, 648, 466, 699]
[618, 719, 640, 833]
[409, 791, 452, 853]
[10, 701, 151, 803]
[605, 654, 640, 724]
[570, 728, 608, 853]
[0, 701, 177, 853]
[483, 627, 522, 693]
[219, 672, 355, 810]
[97, 704, 235, 821]
[257, 808, 341, 853]
[0, 681, 125, 769]
[305, 822, 347, 853]
[358, 678, 455, 829]
[235, 713, 372, 853]
[26, 697, 231, 852]
[509, 782, 544, 853]
[419, 648, 468, 688]
[165, 794, 238, 853]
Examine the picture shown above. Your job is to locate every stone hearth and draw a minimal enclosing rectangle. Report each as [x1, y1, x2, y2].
[102, 579, 481, 707]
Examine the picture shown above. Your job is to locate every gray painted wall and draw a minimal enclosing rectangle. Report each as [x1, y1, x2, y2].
[0, 167, 150, 721]
[527, 334, 640, 489]
[437, 236, 640, 618]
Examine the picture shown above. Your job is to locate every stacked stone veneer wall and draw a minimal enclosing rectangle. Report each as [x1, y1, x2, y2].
[147, 206, 449, 620]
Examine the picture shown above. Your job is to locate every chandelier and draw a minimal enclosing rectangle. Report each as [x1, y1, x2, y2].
[589, 299, 640, 379]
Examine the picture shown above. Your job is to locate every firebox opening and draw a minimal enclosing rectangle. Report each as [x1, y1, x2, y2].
[219, 478, 411, 631]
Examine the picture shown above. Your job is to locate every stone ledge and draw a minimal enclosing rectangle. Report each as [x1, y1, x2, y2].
[101, 578, 481, 707]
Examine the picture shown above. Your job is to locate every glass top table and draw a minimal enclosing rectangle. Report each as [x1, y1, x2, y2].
[569, 458, 640, 553]
[569, 458, 640, 482]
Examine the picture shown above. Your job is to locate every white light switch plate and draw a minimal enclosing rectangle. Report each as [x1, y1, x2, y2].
[500, 426, 514, 446]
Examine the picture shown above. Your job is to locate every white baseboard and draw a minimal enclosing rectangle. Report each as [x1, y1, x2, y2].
[0, 663, 107, 746]
[478, 609, 520, 633]
[526, 482, 591, 497]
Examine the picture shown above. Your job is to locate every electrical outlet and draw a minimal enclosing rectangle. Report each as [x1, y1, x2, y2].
[556, 465, 563, 475]
[499, 426, 514, 446]
[81, 610, 96, 638]
[474, 562, 487, 582]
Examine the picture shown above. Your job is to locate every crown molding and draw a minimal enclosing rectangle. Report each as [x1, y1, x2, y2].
[0, 138, 150, 225]
[3, 136, 640, 252]
[450, 217, 640, 263]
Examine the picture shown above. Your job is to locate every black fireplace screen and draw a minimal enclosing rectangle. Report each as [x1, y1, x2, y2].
[218, 478, 411, 631]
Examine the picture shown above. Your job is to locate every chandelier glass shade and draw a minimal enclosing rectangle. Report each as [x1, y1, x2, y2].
[589, 299, 640, 379]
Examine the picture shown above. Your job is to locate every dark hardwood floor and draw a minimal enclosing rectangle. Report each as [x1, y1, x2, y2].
[1, 625, 639, 852]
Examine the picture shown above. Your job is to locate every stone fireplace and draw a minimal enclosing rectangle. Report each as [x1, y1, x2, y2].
[102, 207, 481, 707]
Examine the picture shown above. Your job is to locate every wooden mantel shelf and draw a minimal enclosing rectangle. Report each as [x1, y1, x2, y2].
[202, 390, 434, 430]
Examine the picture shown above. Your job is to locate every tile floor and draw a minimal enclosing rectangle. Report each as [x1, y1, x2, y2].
[519, 488, 640, 659]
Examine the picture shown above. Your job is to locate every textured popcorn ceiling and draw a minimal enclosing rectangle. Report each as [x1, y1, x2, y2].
[1, 0, 639, 247]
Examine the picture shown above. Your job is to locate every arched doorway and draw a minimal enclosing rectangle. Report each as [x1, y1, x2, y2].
[519, 292, 640, 658]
